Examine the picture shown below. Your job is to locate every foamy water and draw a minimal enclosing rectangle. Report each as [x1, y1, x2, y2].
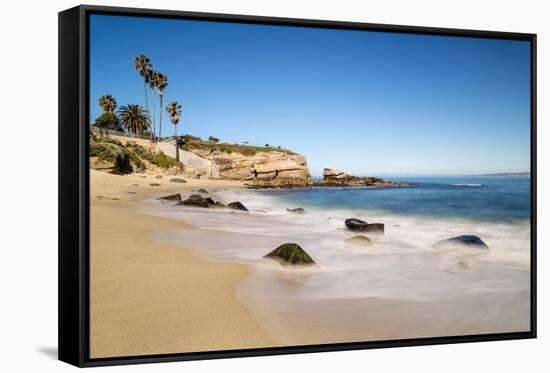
[144, 186, 530, 304]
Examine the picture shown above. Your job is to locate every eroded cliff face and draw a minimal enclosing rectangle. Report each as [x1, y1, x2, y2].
[190, 147, 311, 183]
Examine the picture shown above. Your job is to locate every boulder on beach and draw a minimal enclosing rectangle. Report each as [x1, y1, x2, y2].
[170, 178, 187, 183]
[157, 193, 182, 202]
[149, 183, 161, 187]
[155, 175, 163, 179]
[227, 201, 248, 211]
[264, 243, 316, 266]
[287, 207, 306, 214]
[433, 235, 489, 251]
[197, 188, 208, 194]
[345, 235, 373, 248]
[345, 218, 384, 233]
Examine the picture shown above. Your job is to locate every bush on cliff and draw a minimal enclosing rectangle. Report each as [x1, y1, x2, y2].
[89, 142, 133, 174]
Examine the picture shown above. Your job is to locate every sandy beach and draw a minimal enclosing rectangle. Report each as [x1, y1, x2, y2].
[89, 170, 273, 358]
[89, 169, 530, 358]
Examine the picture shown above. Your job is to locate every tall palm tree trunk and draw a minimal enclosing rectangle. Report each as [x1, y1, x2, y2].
[143, 81, 153, 142]
[175, 124, 179, 163]
[159, 96, 163, 141]
[151, 89, 156, 142]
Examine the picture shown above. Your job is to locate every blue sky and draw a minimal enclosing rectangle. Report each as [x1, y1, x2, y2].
[89, 14, 531, 176]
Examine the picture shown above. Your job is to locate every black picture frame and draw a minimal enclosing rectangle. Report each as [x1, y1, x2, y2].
[58, 4, 537, 368]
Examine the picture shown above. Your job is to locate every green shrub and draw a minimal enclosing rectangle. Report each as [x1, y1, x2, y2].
[93, 112, 123, 131]
[152, 151, 179, 168]
[89, 142, 133, 174]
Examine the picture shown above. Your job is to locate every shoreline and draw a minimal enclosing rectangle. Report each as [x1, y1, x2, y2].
[89, 170, 274, 358]
[90, 169, 531, 356]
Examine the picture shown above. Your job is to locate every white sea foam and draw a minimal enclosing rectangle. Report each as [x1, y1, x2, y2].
[143, 188, 531, 304]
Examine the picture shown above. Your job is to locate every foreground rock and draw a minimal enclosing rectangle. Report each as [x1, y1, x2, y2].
[345, 218, 384, 233]
[345, 235, 373, 247]
[157, 193, 182, 202]
[264, 243, 316, 266]
[287, 207, 306, 214]
[433, 235, 489, 251]
[227, 201, 248, 211]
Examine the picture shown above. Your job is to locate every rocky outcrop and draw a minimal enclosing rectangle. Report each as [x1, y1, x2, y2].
[316, 167, 415, 188]
[323, 168, 346, 180]
[190, 146, 310, 185]
[264, 243, 316, 266]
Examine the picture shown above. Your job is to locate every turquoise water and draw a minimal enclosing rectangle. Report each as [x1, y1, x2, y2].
[260, 176, 531, 223]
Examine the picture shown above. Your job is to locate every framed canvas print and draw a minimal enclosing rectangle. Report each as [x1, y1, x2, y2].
[58, 5, 537, 367]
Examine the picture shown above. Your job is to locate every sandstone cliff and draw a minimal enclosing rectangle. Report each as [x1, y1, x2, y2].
[182, 136, 311, 184]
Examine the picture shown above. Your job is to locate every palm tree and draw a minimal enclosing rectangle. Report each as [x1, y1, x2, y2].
[166, 100, 182, 162]
[98, 94, 117, 113]
[149, 70, 159, 141]
[132, 55, 152, 138]
[154, 72, 168, 140]
[117, 104, 151, 135]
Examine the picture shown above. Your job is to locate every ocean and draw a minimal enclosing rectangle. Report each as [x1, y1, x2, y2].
[261, 175, 531, 223]
[146, 175, 531, 339]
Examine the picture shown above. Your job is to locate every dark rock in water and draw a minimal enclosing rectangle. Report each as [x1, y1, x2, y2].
[345, 218, 368, 230]
[149, 183, 161, 187]
[433, 235, 489, 250]
[158, 193, 182, 202]
[155, 175, 163, 179]
[364, 223, 384, 233]
[287, 207, 306, 214]
[345, 235, 373, 247]
[177, 199, 210, 208]
[345, 219, 384, 233]
[170, 178, 187, 183]
[227, 201, 248, 211]
[176, 195, 216, 208]
[264, 243, 316, 265]
[197, 188, 208, 194]
[214, 201, 225, 207]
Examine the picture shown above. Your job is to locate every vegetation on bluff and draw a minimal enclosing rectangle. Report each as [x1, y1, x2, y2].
[90, 133, 179, 173]
[180, 134, 296, 156]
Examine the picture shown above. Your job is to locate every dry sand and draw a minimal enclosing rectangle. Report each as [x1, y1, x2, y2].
[89, 170, 273, 358]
